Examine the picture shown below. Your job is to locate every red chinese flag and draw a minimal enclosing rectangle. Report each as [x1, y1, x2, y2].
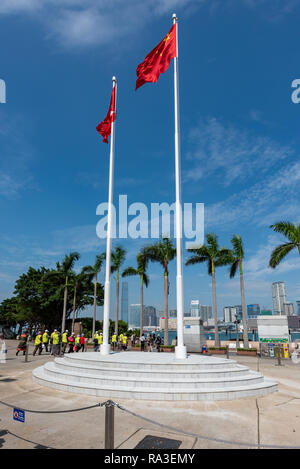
[96, 86, 116, 143]
[136, 24, 177, 90]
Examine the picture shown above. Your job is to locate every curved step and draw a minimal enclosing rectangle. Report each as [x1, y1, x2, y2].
[54, 357, 250, 379]
[43, 361, 264, 390]
[33, 365, 278, 401]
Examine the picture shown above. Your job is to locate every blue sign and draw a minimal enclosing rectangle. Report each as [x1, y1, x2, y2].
[13, 408, 25, 423]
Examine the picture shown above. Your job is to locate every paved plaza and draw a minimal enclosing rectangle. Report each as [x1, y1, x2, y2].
[0, 340, 300, 449]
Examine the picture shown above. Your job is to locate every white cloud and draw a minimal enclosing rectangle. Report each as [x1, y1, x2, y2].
[184, 117, 292, 186]
[0, 0, 297, 49]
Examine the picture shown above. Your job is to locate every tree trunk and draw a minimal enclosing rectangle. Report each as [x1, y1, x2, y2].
[240, 261, 249, 348]
[72, 285, 77, 333]
[140, 275, 144, 338]
[92, 272, 97, 339]
[212, 264, 220, 347]
[114, 269, 119, 336]
[164, 272, 169, 346]
[61, 278, 68, 333]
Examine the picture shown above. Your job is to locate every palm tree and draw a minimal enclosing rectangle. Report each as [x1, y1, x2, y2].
[185, 233, 232, 347]
[111, 246, 126, 336]
[144, 238, 176, 346]
[70, 268, 94, 332]
[122, 251, 149, 338]
[83, 253, 106, 338]
[229, 235, 249, 348]
[269, 222, 300, 268]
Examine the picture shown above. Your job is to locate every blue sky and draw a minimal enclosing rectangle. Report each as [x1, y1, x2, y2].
[0, 0, 300, 319]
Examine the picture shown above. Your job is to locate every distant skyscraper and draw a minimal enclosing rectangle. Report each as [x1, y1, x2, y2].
[297, 301, 300, 316]
[283, 302, 295, 316]
[189, 300, 212, 322]
[169, 309, 177, 318]
[143, 306, 157, 326]
[234, 305, 243, 321]
[247, 304, 260, 318]
[200, 305, 212, 322]
[272, 282, 287, 315]
[223, 306, 237, 323]
[190, 300, 200, 317]
[129, 304, 141, 329]
[121, 281, 128, 324]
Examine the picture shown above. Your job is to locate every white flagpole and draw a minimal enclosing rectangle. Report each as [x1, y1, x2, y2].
[101, 76, 117, 356]
[173, 14, 187, 360]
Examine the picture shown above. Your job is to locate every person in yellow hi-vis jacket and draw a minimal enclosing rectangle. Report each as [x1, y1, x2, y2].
[61, 330, 69, 353]
[75, 335, 81, 352]
[97, 333, 103, 351]
[119, 333, 123, 351]
[122, 334, 127, 351]
[42, 330, 49, 353]
[33, 331, 43, 356]
[94, 331, 99, 352]
[111, 333, 117, 351]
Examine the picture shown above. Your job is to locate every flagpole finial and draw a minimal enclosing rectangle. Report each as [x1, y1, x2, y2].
[112, 76, 117, 83]
[172, 13, 177, 22]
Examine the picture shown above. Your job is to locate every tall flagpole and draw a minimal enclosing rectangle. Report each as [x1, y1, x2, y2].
[101, 76, 117, 356]
[173, 14, 187, 360]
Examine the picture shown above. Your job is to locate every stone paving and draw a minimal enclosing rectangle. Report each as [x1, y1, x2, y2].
[0, 340, 300, 449]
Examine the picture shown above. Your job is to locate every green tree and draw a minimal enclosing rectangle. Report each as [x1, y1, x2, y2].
[269, 222, 300, 268]
[122, 251, 149, 337]
[229, 235, 249, 348]
[144, 238, 176, 346]
[82, 253, 106, 338]
[186, 233, 232, 347]
[111, 246, 126, 335]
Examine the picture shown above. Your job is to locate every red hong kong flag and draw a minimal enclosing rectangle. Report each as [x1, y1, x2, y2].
[96, 86, 116, 143]
[136, 24, 177, 90]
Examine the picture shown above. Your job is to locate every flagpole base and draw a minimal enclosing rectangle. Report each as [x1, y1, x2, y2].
[175, 345, 187, 360]
[100, 343, 110, 356]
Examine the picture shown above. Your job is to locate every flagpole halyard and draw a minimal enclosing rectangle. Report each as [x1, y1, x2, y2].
[101, 76, 117, 356]
[173, 14, 187, 359]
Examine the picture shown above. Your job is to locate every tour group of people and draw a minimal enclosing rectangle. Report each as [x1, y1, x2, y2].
[16, 329, 164, 356]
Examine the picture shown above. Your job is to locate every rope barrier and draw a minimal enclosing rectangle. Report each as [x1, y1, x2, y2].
[1, 399, 300, 449]
[0, 400, 105, 414]
[115, 403, 300, 450]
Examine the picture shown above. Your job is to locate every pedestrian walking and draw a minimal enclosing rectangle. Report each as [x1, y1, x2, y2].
[16, 334, 27, 356]
[33, 331, 43, 356]
[80, 334, 85, 352]
[119, 333, 123, 351]
[155, 334, 162, 353]
[97, 332, 103, 351]
[147, 334, 152, 352]
[68, 333, 75, 353]
[122, 334, 127, 351]
[61, 330, 69, 353]
[140, 333, 146, 351]
[51, 330, 60, 356]
[111, 333, 117, 351]
[75, 335, 81, 352]
[42, 330, 49, 353]
[93, 331, 99, 351]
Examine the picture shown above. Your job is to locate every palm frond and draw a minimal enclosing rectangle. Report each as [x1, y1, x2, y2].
[269, 243, 295, 269]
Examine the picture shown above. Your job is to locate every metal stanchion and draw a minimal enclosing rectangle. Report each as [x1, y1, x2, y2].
[104, 400, 115, 449]
[226, 345, 229, 359]
[25, 336, 29, 363]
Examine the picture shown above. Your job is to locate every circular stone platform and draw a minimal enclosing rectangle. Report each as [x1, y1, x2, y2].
[32, 351, 277, 401]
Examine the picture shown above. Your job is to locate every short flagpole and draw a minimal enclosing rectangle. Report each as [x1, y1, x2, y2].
[173, 14, 187, 360]
[101, 76, 117, 356]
